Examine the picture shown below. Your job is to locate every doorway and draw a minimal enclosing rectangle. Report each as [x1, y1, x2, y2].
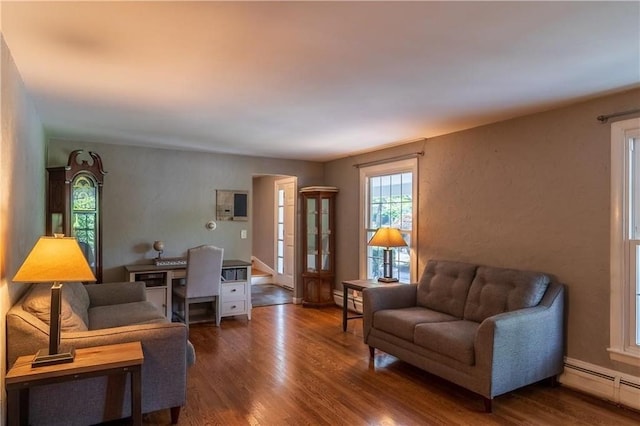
[275, 177, 296, 289]
[251, 175, 297, 303]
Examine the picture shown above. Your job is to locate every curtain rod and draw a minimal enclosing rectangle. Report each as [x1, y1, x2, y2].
[597, 108, 640, 123]
[353, 151, 424, 168]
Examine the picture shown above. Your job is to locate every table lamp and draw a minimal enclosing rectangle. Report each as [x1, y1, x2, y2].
[13, 234, 96, 367]
[368, 227, 407, 283]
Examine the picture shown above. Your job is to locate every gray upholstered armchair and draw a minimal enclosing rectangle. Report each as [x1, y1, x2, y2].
[6, 281, 195, 425]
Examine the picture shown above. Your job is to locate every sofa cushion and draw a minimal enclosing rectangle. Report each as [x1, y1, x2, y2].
[373, 306, 459, 341]
[463, 266, 550, 323]
[414, 320, 479, 365]
[416, 260, 477, 317]
[88, 301, 167, 330]
[65, 282, 90, 326]
[22, 283, 89, 332]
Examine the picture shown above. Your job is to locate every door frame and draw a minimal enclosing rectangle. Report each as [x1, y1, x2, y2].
[274, 176, 297, 289]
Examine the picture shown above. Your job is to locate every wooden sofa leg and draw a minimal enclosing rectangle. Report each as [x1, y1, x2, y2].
[170, 406, 181, 424]
[369, 346, 375, 359]
[483, 397, 492, 413]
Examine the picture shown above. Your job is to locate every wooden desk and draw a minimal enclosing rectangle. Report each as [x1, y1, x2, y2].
[6, 341, 144, 426]
[125, 259, 252, 322]
[341, 279, 405, 332]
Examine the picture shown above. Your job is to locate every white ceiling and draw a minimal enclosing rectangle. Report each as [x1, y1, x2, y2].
[2, 1, 639, 161]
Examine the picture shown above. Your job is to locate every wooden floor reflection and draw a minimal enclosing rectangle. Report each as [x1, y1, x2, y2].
[143, 304, 640, 425]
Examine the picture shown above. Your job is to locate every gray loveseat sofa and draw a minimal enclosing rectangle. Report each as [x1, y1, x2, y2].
[7, 281, 195, 425]
[363, 259, 564, 412]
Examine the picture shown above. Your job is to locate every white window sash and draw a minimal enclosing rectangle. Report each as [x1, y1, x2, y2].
[359, 158, 418, 282]
[609, 118, 640, 365]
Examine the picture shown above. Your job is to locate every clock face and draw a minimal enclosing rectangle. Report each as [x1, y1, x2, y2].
[72, 176, 97, 211]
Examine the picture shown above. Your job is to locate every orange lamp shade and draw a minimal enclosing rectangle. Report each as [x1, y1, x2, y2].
[13, 236, 96, 283]
[367, 227, 407, 249]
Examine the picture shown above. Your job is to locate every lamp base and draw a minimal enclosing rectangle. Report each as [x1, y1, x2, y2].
[31, 347, 75, 368]
[377, 277, 399, 283]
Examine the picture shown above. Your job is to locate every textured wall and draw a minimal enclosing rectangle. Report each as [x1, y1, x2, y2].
[252, 175, 277, 268]
[0, 35, 46, 426]
[325, 88, 640, 376]
[46, 140, 323, 299]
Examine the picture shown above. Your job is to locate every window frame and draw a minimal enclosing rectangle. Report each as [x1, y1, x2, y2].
[359, 158, 418, 283]
[609, 117, 640, 365]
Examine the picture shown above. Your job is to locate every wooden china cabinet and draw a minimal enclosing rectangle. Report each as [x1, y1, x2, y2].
[300, 186, 338, 307]
[46, 150, 107, 282]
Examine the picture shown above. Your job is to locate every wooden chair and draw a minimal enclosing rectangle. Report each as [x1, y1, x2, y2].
[173, 245, 224, 327]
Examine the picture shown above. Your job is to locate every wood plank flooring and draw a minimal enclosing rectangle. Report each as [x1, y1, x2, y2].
[251, 284, 293, 307]
[144, 304, 640, 425]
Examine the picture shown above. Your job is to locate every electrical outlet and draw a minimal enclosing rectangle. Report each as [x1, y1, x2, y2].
[241, 229, 247, 239]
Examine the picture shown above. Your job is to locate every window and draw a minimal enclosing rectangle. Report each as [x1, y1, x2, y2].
[359, 159, 418, 283]
[610, 117, 640, 365]
[276, 188, 285, 275]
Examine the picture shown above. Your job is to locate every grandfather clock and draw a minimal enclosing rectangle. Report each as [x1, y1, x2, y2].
[46, 150, 107, 282]
[300, 186, 338, 307]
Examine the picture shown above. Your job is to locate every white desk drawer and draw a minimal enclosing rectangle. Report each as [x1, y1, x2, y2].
[221, 300, 247, 316]
[221, 282, 246, 298]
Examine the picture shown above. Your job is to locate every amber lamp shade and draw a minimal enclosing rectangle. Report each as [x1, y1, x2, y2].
[13, 235, 96, 367]
[368, 228, 407, 283]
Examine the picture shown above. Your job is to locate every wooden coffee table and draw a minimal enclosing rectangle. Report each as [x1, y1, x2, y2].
[341, 279, 405, 331]
[5, 341, 144, 426]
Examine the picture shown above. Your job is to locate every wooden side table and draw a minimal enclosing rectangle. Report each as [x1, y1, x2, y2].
[341, 279, 405, 331]
[5, 341, 144, 426]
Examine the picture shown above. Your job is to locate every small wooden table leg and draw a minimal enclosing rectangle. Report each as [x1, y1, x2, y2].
[7, 387, 29, 426]
[19, 388, 29, 426]
[342, 285, 349, 331]
[131, 367, 142, 426]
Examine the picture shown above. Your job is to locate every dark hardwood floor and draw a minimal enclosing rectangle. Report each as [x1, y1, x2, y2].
[144, 304, 640, 425]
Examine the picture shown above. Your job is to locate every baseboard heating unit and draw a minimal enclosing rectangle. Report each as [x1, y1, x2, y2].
[560, 357, 640, 411]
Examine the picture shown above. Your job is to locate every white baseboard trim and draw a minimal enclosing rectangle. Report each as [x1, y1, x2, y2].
[560, 357, 640, 411]
[333, 289, 363, 313]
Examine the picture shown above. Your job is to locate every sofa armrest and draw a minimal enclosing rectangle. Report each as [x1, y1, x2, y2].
[86, 281, 147, 306]
[363, 283, 417, 342]
[475, 282, 565, 398]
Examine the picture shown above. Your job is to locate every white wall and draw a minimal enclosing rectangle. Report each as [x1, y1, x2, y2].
[0, 35, 46, 426]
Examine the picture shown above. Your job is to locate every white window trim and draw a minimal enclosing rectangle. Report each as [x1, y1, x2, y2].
[609, 117, 640, 365]
[359, 158, 418, 282]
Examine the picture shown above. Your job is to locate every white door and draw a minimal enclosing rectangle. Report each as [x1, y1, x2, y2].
[275, 177, 296, 289]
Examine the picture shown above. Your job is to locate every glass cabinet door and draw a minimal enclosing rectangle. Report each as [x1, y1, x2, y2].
[306, 197, 318, 272]
[320, 196, 331, 271]
[300, 186, 338, 307]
